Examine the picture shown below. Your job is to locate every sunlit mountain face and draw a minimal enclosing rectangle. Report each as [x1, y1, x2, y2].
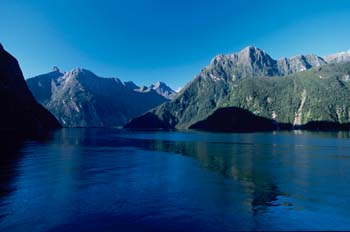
[126, 46, 350, 131]
[27, 67, 174, 127]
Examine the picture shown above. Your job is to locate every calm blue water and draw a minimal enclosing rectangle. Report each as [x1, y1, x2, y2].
[1, 128, 350, 231]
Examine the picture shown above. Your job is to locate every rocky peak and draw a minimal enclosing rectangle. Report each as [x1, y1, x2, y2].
[237, 46, 274, 63]
[152, 81, 171, 91]
[133, 81, 176, 99]
[239, 45, 265, 56]
[210, 46, 273, 65]
[209, 46, 279, 80]
[150, 81, 177, 99]
[52, 66, 60, 72]
[210, 54, 225, 65]
[62, 68, 97, 81]
[69, 67, 88, 75]
[124, 81, 139, 90]
[153, 81, 165, 88]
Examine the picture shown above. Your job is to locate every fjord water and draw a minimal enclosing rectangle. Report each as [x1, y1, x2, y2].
[1, 129, 350, 231]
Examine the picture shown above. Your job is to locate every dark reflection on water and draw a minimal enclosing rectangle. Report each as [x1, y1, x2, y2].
[1, 128, 350, 231]
[0, 131, 56, 219]
[0, 133, 24, 220]
[146, 138, 282, 214]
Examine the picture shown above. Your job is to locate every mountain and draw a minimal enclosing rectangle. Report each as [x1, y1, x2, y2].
[324, 50, 350, 63]
[125, 46, 350, 131]
[189, 107, 291, 132]
[150, 81, 177, 99]
[135, 81, 177, 99]
[27, 68, 169, 127]
[201, 46, 326, 82]
[0, 43, 61, 133]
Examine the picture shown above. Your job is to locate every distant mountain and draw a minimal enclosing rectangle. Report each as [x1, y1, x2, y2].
[0, 43, 61, 133]
[277, 54, 326, 74]
[324, 50, 350, 63]
[27, 68, 169, 127]
[125, 46, 350, 131]
[135, 81, 177, 99]
[150, 81, 177, 99]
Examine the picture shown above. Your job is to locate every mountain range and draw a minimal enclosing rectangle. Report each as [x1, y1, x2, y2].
[324, 50, 350, 63]
[137, 81, 177, 100]
[0, 43, 61, 134]
[27, 68, 176, 127]
[125, 46, 350, 131]
[4, 42, 350, 132]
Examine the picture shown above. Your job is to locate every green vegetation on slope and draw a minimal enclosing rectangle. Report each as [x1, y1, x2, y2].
[126, 61, 350, 130]
[223, 63, 350, 125]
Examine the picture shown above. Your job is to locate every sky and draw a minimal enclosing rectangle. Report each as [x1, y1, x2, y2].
[1, 0, 350, 90]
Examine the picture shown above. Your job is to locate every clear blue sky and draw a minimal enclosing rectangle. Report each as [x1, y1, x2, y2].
[1, 0, 350, 90]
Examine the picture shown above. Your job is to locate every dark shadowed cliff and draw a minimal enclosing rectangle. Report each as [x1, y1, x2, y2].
[0, 43, 61, 134]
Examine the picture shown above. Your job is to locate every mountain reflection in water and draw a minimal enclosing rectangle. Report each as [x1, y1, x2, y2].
[0, 129, 350, 231]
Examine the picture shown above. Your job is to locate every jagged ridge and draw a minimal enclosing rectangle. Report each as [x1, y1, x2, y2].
[125, 46, 350, 131]
[27, 68, 172, 127]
